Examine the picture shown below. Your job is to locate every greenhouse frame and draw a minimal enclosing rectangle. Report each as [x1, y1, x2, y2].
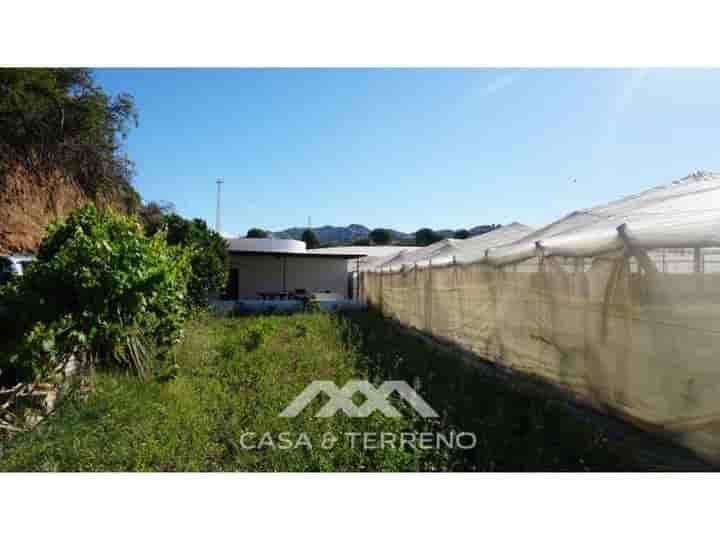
[361, 171, 720, 462]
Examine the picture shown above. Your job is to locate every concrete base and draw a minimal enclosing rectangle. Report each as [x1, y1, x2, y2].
[211, 299, 366, 315]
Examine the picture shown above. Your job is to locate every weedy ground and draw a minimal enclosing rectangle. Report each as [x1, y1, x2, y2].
[0, 310, 644, 471]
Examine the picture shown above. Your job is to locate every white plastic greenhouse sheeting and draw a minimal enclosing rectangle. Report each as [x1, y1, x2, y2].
[371, 223, 535, 271]
[365, 171, 720, 270]
[362, 171, 720, 463]
[486, 171, 720, 265]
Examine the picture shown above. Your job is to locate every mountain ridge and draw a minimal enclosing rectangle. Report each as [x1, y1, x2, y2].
[271, 223, 501, 245]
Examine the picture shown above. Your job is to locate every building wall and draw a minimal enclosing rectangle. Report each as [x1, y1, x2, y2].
[228, 254, 350, 299]
[285, 257, 349, 296]
[230, 255, 283, 299]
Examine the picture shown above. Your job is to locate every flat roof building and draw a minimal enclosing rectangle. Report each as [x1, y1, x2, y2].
[224, 238, 364, 300]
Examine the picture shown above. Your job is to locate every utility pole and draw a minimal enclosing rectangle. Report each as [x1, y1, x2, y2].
[216, 178, 223, 233]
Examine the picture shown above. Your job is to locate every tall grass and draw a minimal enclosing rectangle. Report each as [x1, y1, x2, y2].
[342, 311, 643, 471]
[1, 313, 425, 471]
[0, 311, 645, 471]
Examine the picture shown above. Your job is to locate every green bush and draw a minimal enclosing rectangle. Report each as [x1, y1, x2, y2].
[144, 213, 228, 308]
[0, 205, 191, 382]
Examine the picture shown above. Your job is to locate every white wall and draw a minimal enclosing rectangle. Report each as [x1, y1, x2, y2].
[230, 255, 284, 299]
[228, 254, 350, 299]
[285, 257, 349, 296]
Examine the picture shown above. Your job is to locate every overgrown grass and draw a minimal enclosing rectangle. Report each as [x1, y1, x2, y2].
[0, 310, 645, 471]
[0, 312, 425, 471]
[342, 311, 644, 471]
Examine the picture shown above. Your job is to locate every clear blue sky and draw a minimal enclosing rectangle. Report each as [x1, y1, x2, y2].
[95, 69, 720, 236]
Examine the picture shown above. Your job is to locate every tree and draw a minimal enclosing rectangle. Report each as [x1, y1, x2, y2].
[370, 228, 392, 245]
[301, 229, 320, 249]
[454, 229, 470, 239]
[0, 69, 140, 209]
[139, 200, 176, 235]
[0, 205, 191, 381]
[352, 238, 371, 246]
[415, 228, 442, 247]
[147, 213, 228, 308]
[246, 228, 269, 239]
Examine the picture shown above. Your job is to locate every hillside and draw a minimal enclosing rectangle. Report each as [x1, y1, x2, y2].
[274, 224, 374, 244]
[0, 68, 140, 255]
[0, 164, 138, 255]
[273, 223, 500, 245]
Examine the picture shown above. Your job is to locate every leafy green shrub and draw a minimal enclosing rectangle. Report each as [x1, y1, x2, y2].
[143, 213, 228, 307]
[0, 205, 191, 382]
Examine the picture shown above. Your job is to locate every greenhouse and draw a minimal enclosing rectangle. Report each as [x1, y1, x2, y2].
[362, 171, 720, 462]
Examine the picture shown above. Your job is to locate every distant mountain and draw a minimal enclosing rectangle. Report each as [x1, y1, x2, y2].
[271, 224, 502, 246]
[274, 224, 371, 244]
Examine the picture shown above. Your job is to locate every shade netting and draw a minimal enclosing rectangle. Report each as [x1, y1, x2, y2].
[361, 171, 720, 462]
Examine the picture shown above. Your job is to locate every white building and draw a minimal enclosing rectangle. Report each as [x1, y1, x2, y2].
[224, 238, 364, 300]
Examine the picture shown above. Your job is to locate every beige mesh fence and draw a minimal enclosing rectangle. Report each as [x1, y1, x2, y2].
[360, 172, 720, 462]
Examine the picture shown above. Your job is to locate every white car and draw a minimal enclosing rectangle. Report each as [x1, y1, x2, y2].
[0, 255, 36, 286]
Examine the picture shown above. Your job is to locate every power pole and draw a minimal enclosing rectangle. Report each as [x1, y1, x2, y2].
[216, 178, 223, 233]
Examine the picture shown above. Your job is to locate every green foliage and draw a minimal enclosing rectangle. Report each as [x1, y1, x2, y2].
[144, 213, 228, 308]
[301, 229, 320, 249]
[246, 228, 269, 238]
[0, 313, 421, 471]
[0, 311, 649, 471]
[453, 229, 470, 239]
[352, 238, 370, 246]
[138, 200, 175, 234]
[0, 68, 139, 208]
[369, 228, 391, 245]
[415, 227, 442, 246]
[0, 205, 191, 382]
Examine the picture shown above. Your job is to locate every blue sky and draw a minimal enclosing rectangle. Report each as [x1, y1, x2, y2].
[95, 69, 720, 236]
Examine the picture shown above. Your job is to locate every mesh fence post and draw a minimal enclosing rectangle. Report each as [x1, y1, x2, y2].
[425, 258, 433, 333]
[618, 223, 667, 303]
[379, 266, 384, 313]
[617, 223, 685, 409]
[452, 255, 459, 342]
[414, 262, 419, 328]
[694, 247, 704, 295]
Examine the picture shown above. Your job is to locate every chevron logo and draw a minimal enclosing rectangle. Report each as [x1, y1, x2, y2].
[279, 380, 439, 418]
